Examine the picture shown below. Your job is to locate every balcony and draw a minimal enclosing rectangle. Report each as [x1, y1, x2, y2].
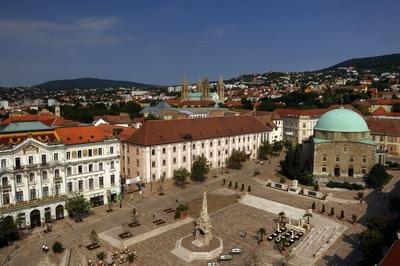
[0, 183, 11, 191]
[0, 194, 67, 212]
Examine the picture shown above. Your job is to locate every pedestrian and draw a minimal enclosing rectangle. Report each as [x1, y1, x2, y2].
[45, 245, 49, 253]
[153, 213, 155, 219]
[119, 202, 122, 208]
[42, 244, 46, 253]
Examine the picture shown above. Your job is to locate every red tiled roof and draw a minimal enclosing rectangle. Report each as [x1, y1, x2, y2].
[225, 101, 243, 108]
[125, 116, 270, 146]
[0, 114, 78, 127]
[275, 108, 329, 118]
[55, 126, 114, 145]
[372, 99, 400, 105]
[380, 239, 400, 266]
[96, 124, 137, 141]
[93, 114, 131, 125]
[366, 118, 400, 135]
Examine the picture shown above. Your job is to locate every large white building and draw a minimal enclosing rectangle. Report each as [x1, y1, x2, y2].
[0, 122, 121, 229]
[121, 116, 272, 182]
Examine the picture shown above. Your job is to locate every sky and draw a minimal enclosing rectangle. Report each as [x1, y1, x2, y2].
[0, 0, 399, 87]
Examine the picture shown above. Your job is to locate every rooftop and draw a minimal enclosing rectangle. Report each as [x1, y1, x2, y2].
[0, 121, 52, 133]
[315, 108, 369, 133]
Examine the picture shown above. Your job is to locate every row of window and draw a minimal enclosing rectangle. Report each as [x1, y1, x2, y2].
[66, 161, 115, 176]
[66, 175, 114, 192]
[1, 169, 61, 186]
[2, 184, 62, 205]
[322, 155, 367, 163]
[66, 146, 114, 160]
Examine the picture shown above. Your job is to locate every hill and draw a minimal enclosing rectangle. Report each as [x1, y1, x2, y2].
[324, 53, 400, 71]
[35, 77, 162, 90]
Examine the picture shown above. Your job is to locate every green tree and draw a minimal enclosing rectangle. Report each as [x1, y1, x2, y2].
[90, 230, 98, 244]
[226, 150, 247, 169]
[272, 141, 284, 155]
[173, 168, 190, 187]
[52, 241, 64, 253]
[120, 101, 142, 116]
[241, 98, 253, 110]
[258, 141, 272, 160]
[365, 164, 391, 189]
[321, 204, 326, 213]
[97, 251, 106, 261]
[177, 204, 189, 215]
[352, 214, 357, 224]
[359, 229, 383, 265]
[65, 194, 91, 221]
[330, 207, 335, 216]
[303, 213, 313, 224]
[191, 156, 209, 182]
[257, 228, 266, 241]
[0, 216, 19, 247]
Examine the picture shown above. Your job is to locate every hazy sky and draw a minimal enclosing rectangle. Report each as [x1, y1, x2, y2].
[0, 0, 399, 86]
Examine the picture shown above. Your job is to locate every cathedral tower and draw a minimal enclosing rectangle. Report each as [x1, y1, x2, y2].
[181, 78, 189, 102]
[217, 76, 225, 103]
[201, 77, 210, 100]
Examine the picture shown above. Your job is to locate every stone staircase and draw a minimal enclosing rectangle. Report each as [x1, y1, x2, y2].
[170, 235, 223, 262]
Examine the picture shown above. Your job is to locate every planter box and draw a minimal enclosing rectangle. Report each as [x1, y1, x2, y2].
[119, 232, 132, 239]
[86, 243, 100, 250]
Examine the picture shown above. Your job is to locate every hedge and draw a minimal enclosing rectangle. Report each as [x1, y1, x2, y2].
[326, 181, 363, 191]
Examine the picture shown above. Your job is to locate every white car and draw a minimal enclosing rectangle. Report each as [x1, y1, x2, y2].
[219, 254, 233, 261]
[230, 248, 242, 254]
[207, 262, 220, 266]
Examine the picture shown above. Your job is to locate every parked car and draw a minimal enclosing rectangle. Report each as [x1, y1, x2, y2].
[230, 247, 242, 254]
[207, 262, 220, 266]
[219, 254, 232, 261]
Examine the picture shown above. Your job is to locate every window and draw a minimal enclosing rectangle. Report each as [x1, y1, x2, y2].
[88, 149, 93, 157]
[233, 139, 235, 144]
[225, 150, 228, 155]
[152, 149, 155, 155]
[42, 171, 48, 180]
[202, 142, 205, 148]
[66, 152, 71, 160]
[43, 187, 49, 197]
[162, 148, 166, 154]
[152, 161, 156, 167]
[28, 156, 34, 165]
[136, 159, 140, 167]
[29, 173, 35, 182]
[16, 174, 22, 184]
[218, 140, 221, 146]
[67, 182, 73, 193]
[98, 148, 103, 155]
[111, 175, 115, 185]
[55, 184, 60, 196]
[78, 180, 83, 191]
[183, 145, 186, 151]
[30, 188, 36, 200]
[111, 161, 115, 169]
[110, 146, 114, 154]
[78, 150, 82, 158]
[349, 157, 354, 162]
[163, 160, 166, 166]
[322, 167, 326, 172]
[41, 155, 46, 164]
[99, 162, 103, 171]
[2, 193, 9, 205]
[67, 167, 72, 176]
[173, 146, 176, 152]
[136, 148, 139, 155]
[0, 159, 6, 168]
[2, 177, 7, 186]
[218, 151, 221, 156]
[322, 156, 327, 162]
[183, 156, 186, 162]
[193, 144, 196, 149]
[238, 138, 241, 143]
[302, 122, 306, 128]
[99, 176, 104, 188]
[78, 165, 83, 174]
[225, 139, 228, 145]
[15, 157, 21, 168]
[362, 157, 367, 163]
[16, 191, 23, 202]
[336, 156, 340, 162]
[173, 158, 176, 164]
[89, 178, 94, 189]
[54, 169, 60, 178]
[89, 164, 93, 172]
[210, 152, 213, 158]
[210, 142, 213, 147]
[152, 173, 156, 180]
[343, 146, 348, 152]
[53, 153, 58, 161]
[361, 168, 367, 174]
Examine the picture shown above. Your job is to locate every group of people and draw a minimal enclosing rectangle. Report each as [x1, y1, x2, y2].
[41, 244, 49, 253]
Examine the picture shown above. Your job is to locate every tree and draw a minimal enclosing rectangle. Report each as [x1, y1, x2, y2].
[228, 181, 232, 188]
[359, 229, 383, 265]
[313, 182, 320, 191]
[258, 228, 266, 241]
[352, 214, 357, 224]
[258, 141, 272, 160]
[234, 181, 239, 189]
[357, 192, 364, 200]
[303, 213, 313, 224]
[191, 156, 209, 182]
[177, 204, 189, 215]
[272, 141, 284, 155]
[127, 253, 136, 263]
[226, 150, 247, 169]
[241, 98, 253, 110]
[321, 204, 326, 213]
[174, 208, 181, 220]
[65, 194, 91, 221]
[278, 212, 286, 223]
[281, 144, 311, 185]
[0, 216, 19, 247]
[52, 241, 64, 253]
[340, 210, 345, 220]
[241, 184, 245, 191]
[97, 251, 106, 261]
[365, 164, 391, 189]
[173, 168, 190, 187]
[120, 101, 142, 117]
[90, 230, 98, 244]
[330, 207, 335, 216]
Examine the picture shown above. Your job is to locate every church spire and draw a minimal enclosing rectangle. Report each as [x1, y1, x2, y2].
[217, 76, 225, 103]
[181, 77, 189, 102]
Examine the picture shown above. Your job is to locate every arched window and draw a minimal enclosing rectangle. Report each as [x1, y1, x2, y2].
[2, 176, 8, 186]
[54, 169, 60, 178]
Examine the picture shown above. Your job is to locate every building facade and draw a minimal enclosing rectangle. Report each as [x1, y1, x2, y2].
[121, 116, 271, 182]
[0, 123, 121, 229]
[306, 108, 381, 178]
[367, 117, 400, 159]
[276, 108, 328, 144]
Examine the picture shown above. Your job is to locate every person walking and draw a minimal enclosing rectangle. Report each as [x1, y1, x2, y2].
[42, 244, 46, 253]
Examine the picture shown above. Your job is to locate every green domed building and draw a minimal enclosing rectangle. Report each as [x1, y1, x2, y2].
[308, 108, 382, 178]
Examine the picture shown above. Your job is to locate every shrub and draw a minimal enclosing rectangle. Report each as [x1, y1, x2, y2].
[279, 176, 286, 184]
[365, 164, 391, 189]
[311, 202, 316, 210]
[52, 241, 64, 253]
[241, 184, 245, 191]
[340, 210, 344, 219]
[253, 170, 260, 176]
[330, 207, 335, 216]
[327, 181, 363, 191]
[313, 182, 320, 191]
[321, 204, 325, 213]
[174, 208, 181, 220]
[97, 251, 106, 261]
[248, 185, 251, 192]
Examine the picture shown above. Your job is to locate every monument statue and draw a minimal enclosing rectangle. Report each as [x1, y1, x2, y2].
[194, 189, 213, 246]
